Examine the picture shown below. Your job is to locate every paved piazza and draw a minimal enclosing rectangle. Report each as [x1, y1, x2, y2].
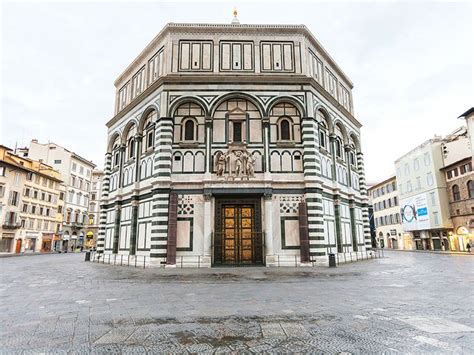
[1, 252, 473, 353]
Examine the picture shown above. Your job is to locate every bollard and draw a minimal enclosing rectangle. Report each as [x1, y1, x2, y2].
[121, 255, 123, 266]
[143, 256, 146, 269]
[84, 251, 91, 262]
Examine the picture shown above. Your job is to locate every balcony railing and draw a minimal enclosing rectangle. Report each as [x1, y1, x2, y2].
[2, 221, 21, 229]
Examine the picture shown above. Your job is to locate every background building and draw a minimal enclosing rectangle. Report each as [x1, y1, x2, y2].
[440, 110, 474, 251]
[395, 138, 453, 250]
[0, 145, 63, 253]
[368, 176, 405, 249]
[17, 140, 96, 250]
[98, 20, 372, 267]
[85, 170, 103, 249]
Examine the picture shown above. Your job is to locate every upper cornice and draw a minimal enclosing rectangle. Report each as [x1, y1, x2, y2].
[114, 22, 354, 89]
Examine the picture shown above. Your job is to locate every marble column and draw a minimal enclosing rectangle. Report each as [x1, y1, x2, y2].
[205, 117, 212, 174]
[134, 134, 142, 182]
[262, 118, 270, 174]
[329, 134, 337, 181]
[112, 205, 121, 254]
[129, 200, 139, 255]
[264, 193, 274, 264]
[345, 144, 352, 188]
[203, 193, 212, 262]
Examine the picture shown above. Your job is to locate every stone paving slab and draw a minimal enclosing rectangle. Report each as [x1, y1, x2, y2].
[0, 251, 473, 353]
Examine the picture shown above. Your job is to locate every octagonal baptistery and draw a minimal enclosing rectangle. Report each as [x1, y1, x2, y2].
[98, 21, 371, 268]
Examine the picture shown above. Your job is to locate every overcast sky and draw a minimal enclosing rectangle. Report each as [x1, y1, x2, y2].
[1, 0, 472, 182]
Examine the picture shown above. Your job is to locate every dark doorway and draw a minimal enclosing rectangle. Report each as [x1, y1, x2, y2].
[213, 197, 263, 266]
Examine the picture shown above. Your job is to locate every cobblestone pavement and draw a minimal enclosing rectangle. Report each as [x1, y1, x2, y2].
[1, 251, 473, 353]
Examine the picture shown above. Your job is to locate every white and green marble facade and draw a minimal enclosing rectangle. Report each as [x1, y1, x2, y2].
[98, 23, 371, 267]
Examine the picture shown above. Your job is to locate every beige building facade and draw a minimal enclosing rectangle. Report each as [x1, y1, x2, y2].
[368, 176, 406, 250]
[17, 140, 96, 250]
[0, 146, 63, 253]
[98, 20, 372, 267]
[395, 138, 453, 250]
[85, 170, 103, 249]
[440, 110, 474, 251]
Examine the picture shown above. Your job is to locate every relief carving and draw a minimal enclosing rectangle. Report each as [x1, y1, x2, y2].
[214, 146, 256, 180]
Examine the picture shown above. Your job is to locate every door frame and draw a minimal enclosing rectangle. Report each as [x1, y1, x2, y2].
[213, 195, 263, 266]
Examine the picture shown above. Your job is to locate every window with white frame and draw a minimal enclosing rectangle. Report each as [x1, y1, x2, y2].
[118, 81, 130, 111]
[148, 48, 164, 84]
[131, 66, 146, 99]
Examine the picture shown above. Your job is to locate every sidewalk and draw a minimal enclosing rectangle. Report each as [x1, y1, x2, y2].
[386, 249, 473, 256]
[0, 251, 82, 258]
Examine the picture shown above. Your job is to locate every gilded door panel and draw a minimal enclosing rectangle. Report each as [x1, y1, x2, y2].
[214, 199, 262, 265]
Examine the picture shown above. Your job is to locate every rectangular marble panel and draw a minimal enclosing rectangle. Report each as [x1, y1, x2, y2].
[232, 43, 241, 70]
[183, 153, 193, 172]
[285, 220, 300, 247]
[191, 43, 200, 69]
[180, 42, 190, 70]
[273, 44, 282, 70]
[243, 43, 252, 70]
[249, 120, 262, 142]
[262, 43, 271, 70]
[213, 120, 225, 142]
[283, 44, 293, 71]
[177, 220, 191, 249]
[221, 43, 231, 70]
[202, 43, 211, 70]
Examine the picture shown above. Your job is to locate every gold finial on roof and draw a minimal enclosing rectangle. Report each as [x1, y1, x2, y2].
[231, 7, 240, 24]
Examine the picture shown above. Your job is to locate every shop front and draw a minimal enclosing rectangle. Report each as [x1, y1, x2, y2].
[402, 233, 414, 250]
[0, 233, 15, 253]
[62, 233, 70, 252]
[41, 233, 54, 252]
[85, 231, 94, 249]
[25, 233, 38, 252]
[449, 226, 474, 252]
[53, 235, 62, 251]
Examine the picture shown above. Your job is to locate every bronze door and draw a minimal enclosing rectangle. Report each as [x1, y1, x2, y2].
[214, 200, 263, 265]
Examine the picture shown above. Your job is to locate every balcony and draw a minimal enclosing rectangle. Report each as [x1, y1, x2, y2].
[2, 221, 21, 229]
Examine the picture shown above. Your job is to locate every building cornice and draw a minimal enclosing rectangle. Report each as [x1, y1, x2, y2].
[368, 175, 397, 191]
[114, 22, 353, 89]
[106, 74, 362, 129]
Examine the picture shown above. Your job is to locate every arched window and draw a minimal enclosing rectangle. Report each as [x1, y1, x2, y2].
[128, 138, 135, 159]
[350, 151, 356, 166]
[452, 184, 460, 201]
[113, 145, 120, 167]
[145, 123, 154, 150]
[280, 119, 291, 140]
[336, 139, 342, 158]
[184, 119, 195, 141]
[468, 180, 474, 198]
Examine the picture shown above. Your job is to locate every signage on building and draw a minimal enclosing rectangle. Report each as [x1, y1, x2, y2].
[390, 229, 397, 236]
[400, 193, 431, 231]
